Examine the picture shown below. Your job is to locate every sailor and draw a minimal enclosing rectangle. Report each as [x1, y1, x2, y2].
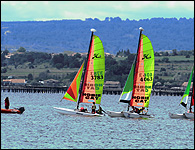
[139, 107, 148, 114]
[144, 108, 148, 115]
[139, 107, 145, 114]
[134, 107, 140, 114]
[91, 102, 96, 114]
[80, 107, 84, 112]
[188, 107, 194, 114]
[96, 105, 103, 114]
[130, 106, 135, 113]
[4, 97, 10, 109]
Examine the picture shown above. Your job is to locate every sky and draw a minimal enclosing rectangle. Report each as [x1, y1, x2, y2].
[1, 1, 194, 21]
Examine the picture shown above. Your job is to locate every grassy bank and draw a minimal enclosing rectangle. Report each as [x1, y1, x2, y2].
[1, 54, 194, 87]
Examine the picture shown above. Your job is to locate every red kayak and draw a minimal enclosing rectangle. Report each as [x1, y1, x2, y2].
[1, 107, 25, 114]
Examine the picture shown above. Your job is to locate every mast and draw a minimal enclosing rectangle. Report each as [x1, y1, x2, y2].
[76, 28, 96, 109]
[127, 27, 144, 111]
[189, 78, 194, 112]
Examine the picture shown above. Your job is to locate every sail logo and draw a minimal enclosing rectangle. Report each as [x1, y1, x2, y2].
[142, 54, 151, 60]
[92, 53, 101, 59]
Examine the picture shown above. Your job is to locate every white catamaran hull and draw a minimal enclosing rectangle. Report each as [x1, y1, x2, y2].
[53, 107, 104, 117]
[123, 111, 154, 118]
[185, 112, 194, 119]
[106, 110, 124, 117]
[169, 112, 186, 119]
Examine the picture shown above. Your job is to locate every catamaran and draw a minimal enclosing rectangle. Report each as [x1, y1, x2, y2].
[107, 27, 155, 118]
[54, 29, 105, 116]
[185, 81, 194, 119]
[169, 66, 194, 119]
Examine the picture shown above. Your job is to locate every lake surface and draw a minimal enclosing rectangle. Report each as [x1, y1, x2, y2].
[1, 92, 194, 149]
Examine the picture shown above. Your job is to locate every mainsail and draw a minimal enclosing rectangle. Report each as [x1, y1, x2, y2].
[79, 35, 105, 104]
[180, 66, 194, 108]
[130, 33, 155, 108]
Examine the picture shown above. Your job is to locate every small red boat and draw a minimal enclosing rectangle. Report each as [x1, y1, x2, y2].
[1, 107, 25, 114]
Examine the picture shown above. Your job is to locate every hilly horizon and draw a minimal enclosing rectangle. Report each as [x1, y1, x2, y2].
[1, 17, 194, 54]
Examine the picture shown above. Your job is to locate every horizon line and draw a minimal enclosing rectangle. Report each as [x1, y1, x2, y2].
[1, 16, 194, 22]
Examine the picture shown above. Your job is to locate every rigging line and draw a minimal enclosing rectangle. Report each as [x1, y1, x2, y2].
[93, 41, 102, 45]
[142, 48, 154, 52]
[60, 98, 63, 102]
[94, 48, 104, 51]
[141, 41, 152, 46]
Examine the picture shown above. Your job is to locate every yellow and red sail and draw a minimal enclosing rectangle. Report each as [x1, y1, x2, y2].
[130, 34, 154, 108]
[79, 35, 105, 104]
[62, 34, 105, 105]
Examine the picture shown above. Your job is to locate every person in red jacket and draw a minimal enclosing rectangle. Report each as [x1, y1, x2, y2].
[4, 97, 10, 109]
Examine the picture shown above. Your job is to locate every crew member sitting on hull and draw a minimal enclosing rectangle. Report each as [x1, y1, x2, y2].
[187, 107, 194, 114]
[80, 107, 88, 112]
[131, 106, 140, 114]
[80, 107, 85, 112]
[96, 105, 103, 114]
[139, 107, 148, 114]
[134, 107, 140, 114]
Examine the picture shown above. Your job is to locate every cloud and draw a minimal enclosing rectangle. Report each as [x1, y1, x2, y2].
[1, 1, 194, 21]
[165, 1, 194, 10]
[1, 1, 28, 6]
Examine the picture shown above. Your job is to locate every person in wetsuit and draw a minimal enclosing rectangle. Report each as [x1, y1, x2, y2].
[96, 105, 103, 114]
[4, 97, 10, 109]
[91, 102, 96, 114]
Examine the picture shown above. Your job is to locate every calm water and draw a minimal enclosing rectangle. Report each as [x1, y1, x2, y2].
[1, 92, 194, 149]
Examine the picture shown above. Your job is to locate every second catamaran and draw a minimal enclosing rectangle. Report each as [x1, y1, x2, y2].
[107, 27, 155, 118]
[54, 29, 105, 116]
[169, 66, 194, 119]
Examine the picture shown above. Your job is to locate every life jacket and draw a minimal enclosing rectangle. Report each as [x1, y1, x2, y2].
[80, 107, 84, 112]
[97, 107, 102, 114]
[139, 107, 145, 113]
[134, 107, 140, 113]
[5, 100, 9, 107]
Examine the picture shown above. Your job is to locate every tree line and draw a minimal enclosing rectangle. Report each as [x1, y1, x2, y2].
[1, 47, 194, 87]
[1, 17, 194, 54]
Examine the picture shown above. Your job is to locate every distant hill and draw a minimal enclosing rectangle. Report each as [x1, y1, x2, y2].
[1, 17, 194, 54]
